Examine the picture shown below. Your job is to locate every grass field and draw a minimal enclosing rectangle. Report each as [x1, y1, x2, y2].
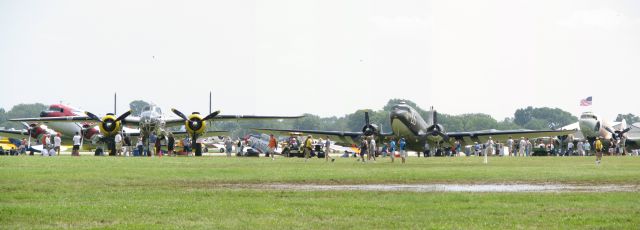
[2, 156, 640, 229]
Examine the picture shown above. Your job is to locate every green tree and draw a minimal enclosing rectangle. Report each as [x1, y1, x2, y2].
[1, 103, 48, 129]
[514, 107, 577, 130]
[615, 114, 639, 124]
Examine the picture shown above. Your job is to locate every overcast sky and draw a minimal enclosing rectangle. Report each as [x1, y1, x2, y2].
[1, 0, 638, 122]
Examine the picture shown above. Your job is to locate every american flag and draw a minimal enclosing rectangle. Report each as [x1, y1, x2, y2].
[580, 96, 592, 106]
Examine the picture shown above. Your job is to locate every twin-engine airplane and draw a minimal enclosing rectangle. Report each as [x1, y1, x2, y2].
[576, 112, 640, 151]
[5, 101, 302, 155]
[254, 102, 576, 152]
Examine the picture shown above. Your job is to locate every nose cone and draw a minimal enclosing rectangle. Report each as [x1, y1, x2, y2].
[579, 118, 599, 138]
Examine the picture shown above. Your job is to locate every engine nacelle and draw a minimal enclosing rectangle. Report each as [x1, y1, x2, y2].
[185, 112, 207, 136]
[98, 113, 123, 137]
[362, 124, 379, 136]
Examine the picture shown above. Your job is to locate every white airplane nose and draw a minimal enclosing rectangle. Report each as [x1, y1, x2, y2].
[579, 119, 598, 138]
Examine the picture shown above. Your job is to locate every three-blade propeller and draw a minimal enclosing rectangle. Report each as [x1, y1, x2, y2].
[361, 112, 378, 136]
[171, 108, 220, 134]
[426, 110, 449, 142]
[85, 110, 132, 133]
[604, 126, 631, 141]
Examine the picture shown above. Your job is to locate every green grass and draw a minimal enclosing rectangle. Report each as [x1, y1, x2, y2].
[1, 156, 640, 229]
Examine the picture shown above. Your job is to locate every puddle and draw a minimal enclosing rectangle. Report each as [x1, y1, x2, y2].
[236, 184, 640, 193]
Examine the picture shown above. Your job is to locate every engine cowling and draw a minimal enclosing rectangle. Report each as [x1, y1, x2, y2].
[98, 113, 123, 136]
[185, 112, 207, 136]
[362, 124, 379, 136]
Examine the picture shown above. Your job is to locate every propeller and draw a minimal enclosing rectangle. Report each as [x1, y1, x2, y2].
[604, 126, 631, 140]
[85, 110, 132, 134]
[20, 122, 35, 149]
[171, 108, 220, 135]
[361, 112, 378, 136]
[426, 110, 449, 142]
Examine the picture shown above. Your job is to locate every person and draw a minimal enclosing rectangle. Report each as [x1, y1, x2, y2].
[303, 135, 313, 162]
[53, 133, 61, 156]
[72, 132, 81, 156]
[486, 137, 495, 156]
[155, 134, 162, 157]
[424, 142, 430, 157]
[136, 136, 144, 157]
[359, 138, 368, 163]
[525, 138, 532, 157]
[167, 133, 175, 157]
[584, 141, 591, 156]
[324, 136, 335, 162]
[225, 137, 233, 157]
[123, 133, 132, 157]
[48, 146, 56, 157]
[506, 136, 514, 157]
[399, 137, 407, 164]
[114, 132, 123, 156]
[367, 136, 377, 161]
[19, 138, 27, 155]
[577, 140, 584, 156]
[183, 136, 191, 156]
[148, 133, 157, 157]
[381, 143, 388, 158]
[268, 134, 277, 160]
[567, 141, 574, 157]
[389, 138, 396, 163]
[518, 137, 526, 157]
[595, 137, 603, 165]
[41, 133, 49, 155]
[455, 141, 461, 157]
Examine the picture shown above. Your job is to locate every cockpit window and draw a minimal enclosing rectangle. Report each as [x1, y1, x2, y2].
[581, 114, 597, 120]
[143, 106, 151, 111]
[392, 105, 411, 112]
[155, 107, 161, 113]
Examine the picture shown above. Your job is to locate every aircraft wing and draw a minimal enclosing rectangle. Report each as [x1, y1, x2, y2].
[10, 116, 94, 123]
[167, 130, 230, 140]
[164, 115, 303, 127]
[8, 116, 141, 126]
[0, 129, 31, 140]
[447, 129, 578, 145]
[252, 128, 363, 146]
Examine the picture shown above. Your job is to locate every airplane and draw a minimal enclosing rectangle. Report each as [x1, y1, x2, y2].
[7, 100, 303, 156]
[576, 111, 640, 151]
[253, 102, 576, 153]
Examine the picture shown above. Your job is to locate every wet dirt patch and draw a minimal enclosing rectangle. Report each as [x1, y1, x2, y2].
[220, 183, 640, 193]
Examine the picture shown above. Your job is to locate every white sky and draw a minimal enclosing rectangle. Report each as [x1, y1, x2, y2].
[1, 0, 638, 121]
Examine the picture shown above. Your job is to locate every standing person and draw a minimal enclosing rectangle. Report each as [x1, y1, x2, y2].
[485, 137, 494, 164]
[123, 133, 132, 157]
[567, 141, 574, 157]
[595, 137, 604, 165]
[359, 138, 368, 163]
[136, 136, 144, 157]
[577, 140, 584, 156]
[424, 142, 430, 157]
[389, 138, 397, 163]
[268, 134, 277, 160]
[369, 136, 377, 162]
[155, 134, 162, 157]
[584, 141, 591, 156]
[72, 132, 81, 156]
[303, 135, 313, 162]
[53, 133, 62, 156]
[506, 136, 514, 157]
[19, 138, 27, 155]
[148, 133, 157, 157]
[324, 136, 335, 162]
[41, 133, 49, 156]
[524, 138, 532, 157]
[224, 137, 233, 157]
[381, 143, 388, 158]
[399, 137, 407, 164]
[114, 132, 123, 156]
[518, 137, 526, 157]
[167, 133, 175, 157]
